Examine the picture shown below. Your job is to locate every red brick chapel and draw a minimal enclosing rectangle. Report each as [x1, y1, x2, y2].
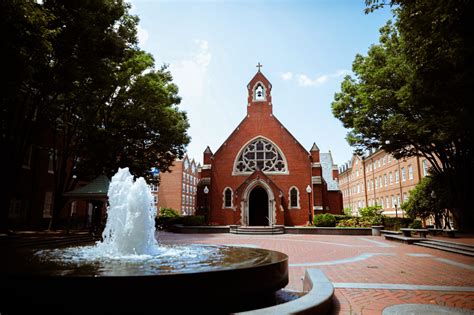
[196, 67, 343, 226]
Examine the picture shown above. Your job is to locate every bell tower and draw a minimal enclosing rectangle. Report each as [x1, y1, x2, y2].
[247, 63, 272, 115]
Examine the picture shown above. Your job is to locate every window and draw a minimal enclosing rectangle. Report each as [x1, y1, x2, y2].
[389, 172, 393, 185]
[375, 177, 378, 188]
[23, 145, 32, 169]
[386, 197, 390, 208]
[223, 187, 233, 208]
[289, 187, 299, 208]
[48, 150, 55, 174]
[254, 82, 265, 101]
[401, 167, 406, 182]
[391, 195, 396, 208]
[379, 176, 383, 187]
[43, 192, 53, 218]
[356, 169, 359, 177]
[384, 174, 387, 186]
[383, 157, 386, 165]
[357, 184, 360, 193]
[397, 195, 401, 206]
[408, 165, 413, 180]
[395, 171, 399, 183]
[422, 160, 429, 177]
[234, 138, 286, 173]
[378, 159, 381, 167]
[182, 183, 185, 192]
[381, 198, 384, 208]
[403, 192, 408, 202]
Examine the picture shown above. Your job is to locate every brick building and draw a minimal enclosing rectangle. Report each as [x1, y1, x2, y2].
[156, 155, 199, 215]
[339, 150, 431, 217]
[196, 69, 343, 226]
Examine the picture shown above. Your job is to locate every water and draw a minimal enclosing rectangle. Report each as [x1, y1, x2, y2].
[28, 168, 279, 277]
[96, 167, 159, 256]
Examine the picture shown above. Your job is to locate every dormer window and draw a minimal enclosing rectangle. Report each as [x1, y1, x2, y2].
[253, 83, 265, 101]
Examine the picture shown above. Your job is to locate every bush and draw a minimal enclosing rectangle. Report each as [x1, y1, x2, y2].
[159, 207, 180, 218]
[333, 215, 353, 224]
[409, 220, 422, 229]
[382, 217, 413, 230]
[313, 214, 336, 227]
[181, 215, 205, 226]
[336, 217, 372, 227]
[359, 205, 384, 225]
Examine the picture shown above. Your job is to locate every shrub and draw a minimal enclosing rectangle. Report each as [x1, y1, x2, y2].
[159, 207, 180, 218]
[336, 217, 372, 227]
[333, 215, 353, 224]
[313, 213, 336, 227]
[343, 207, 353, 216]
[181, 215, 205, 226]
[409, 220, 422, 229]
[382, 217, 413, 230]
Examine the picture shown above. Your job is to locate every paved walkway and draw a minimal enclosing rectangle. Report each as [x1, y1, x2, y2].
[157, 232, 474, 314]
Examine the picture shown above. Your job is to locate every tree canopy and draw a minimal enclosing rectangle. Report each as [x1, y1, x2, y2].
[332, 0, 473, 230]
[0, 0, 190, 229]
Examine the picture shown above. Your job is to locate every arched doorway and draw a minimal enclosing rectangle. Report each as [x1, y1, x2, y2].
[249, 186, 269, 226]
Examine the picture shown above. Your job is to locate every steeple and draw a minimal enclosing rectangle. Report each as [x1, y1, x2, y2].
[203, 146, 213, 165]
[310, 142, 320, 162]
[247, 64, 272, 115]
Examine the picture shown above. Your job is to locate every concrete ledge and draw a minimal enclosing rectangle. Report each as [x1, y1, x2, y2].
[384, 234, 427, 244]
[236, 268, 334, 315]
[171, 225, 230, 233]
[285, 227, 371, 235]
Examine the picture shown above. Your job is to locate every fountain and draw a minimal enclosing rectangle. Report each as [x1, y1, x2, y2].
[0, 168, 288, 314]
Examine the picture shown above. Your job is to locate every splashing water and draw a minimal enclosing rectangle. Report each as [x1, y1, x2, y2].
[96, 167, 159, 256]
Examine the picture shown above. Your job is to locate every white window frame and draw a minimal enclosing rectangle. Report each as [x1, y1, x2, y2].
[408, 165, 413, 180]
[288, 186, 300, 209]
[223, 187, 233, 209]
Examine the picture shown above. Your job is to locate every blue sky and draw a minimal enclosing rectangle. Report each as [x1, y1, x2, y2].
[128, 0, 394, 167]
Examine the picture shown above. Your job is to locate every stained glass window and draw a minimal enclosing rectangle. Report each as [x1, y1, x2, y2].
[235, 138, 286, 173]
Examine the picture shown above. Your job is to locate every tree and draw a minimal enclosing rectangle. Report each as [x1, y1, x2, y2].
[401, 175, 450, 228]
[332, 0, 474, 231]
[0, 0, 56, 231]
[0, 0, 190, 230]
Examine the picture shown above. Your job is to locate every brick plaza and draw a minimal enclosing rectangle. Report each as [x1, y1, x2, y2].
[158, 232, 474, 314]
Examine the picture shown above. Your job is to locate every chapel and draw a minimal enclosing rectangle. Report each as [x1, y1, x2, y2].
[196, 67, 343, 226]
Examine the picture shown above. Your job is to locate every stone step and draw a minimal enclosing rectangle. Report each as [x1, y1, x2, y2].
[414, 242, 474, 257]
[425, 238, 474, 249]
[230, 226, 285, 235]
[384, 234, 427, 244]
[421, 240, 474, 252]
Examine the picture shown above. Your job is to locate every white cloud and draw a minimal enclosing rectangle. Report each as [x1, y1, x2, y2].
[294, 69, 350, 87]
[170, 39, 211, 102]
[281, 72, 293, 81]
[137, 25, 149, 47]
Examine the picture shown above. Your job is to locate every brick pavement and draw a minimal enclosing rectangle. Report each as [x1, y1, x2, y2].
[157, 232, 474, 314]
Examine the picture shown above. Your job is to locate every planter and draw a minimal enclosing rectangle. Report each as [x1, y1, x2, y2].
[371, 225, 384, 236]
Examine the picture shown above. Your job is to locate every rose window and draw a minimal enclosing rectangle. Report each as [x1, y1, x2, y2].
[234, 138, 286, 173]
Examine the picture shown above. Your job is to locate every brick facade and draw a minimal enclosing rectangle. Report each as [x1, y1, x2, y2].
[339, 150, 431, 217]
[196, 70, 343, 226]
[156, 155, 198, 215]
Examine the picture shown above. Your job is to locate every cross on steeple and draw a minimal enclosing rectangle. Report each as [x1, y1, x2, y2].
[256, 62, 263, 72]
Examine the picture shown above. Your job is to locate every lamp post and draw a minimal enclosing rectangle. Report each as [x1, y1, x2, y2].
[306, 185, 312, 225]
[204, 186, 209, 224]
[394, 203, 398, 218]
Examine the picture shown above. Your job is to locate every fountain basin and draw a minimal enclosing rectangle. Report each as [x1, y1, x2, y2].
[0, 244, 288, 314]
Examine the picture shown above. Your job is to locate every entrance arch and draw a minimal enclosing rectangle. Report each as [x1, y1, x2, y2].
[249, 187, 269, 226]
[241, 178, 276, 226]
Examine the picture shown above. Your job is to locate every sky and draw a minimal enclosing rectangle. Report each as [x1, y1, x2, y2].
[128, 0, 394, 167]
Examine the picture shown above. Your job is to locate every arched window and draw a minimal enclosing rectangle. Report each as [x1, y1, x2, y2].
[223, 187, 233, 208]
[234, 137, 287, 174]
[289, 186, 299, 209]
[253, 83, 265, 101]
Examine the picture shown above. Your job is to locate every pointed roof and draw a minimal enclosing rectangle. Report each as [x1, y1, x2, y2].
[310, 142, 320, 152]
[204, 146, 213, 154]
[63, 175, 110, 200]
